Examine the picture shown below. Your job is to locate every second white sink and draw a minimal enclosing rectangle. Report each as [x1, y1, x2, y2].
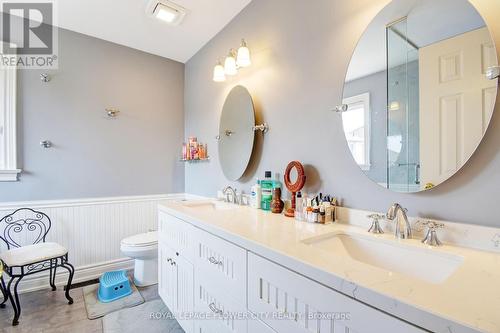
[181, 199, 237, 211]
[303, 231, 464, 284]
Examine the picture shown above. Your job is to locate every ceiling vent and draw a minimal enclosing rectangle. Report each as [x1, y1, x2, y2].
[146, 0, 187, 26]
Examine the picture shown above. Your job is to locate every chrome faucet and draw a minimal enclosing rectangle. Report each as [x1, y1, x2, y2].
[386, 203, 412, 239]
[222, 186, 238, 204]
[417, 220, 445, 246]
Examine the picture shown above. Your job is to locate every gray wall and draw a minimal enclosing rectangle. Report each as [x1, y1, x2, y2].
[0, 28, 185, 202]
[184, 0, 500, 227]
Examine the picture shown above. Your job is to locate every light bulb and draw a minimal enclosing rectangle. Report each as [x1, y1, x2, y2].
[213, 60, 226, 82]
[224, 49, 238, 76]
[237, 39, 251, 67]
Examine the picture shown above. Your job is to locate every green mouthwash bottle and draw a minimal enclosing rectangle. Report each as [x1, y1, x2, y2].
[261, 171, 282, 211]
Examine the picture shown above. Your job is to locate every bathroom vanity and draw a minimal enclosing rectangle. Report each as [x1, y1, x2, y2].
[157, 199, 500, 333]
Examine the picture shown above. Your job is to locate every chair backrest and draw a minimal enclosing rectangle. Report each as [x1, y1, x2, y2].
[0, 208, 51, 250]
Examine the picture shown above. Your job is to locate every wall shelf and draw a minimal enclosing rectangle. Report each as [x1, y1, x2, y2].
[180, 157, 210, 163]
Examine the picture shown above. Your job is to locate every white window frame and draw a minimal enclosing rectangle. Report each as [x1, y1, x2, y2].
[0, 42, 20, 181]
[342, 92, 371, 171]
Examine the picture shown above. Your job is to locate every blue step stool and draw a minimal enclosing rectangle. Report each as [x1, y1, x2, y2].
[97, 270, 132, 303]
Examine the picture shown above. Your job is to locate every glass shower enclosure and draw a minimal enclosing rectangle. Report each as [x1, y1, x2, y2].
[386, 17, 420, 192]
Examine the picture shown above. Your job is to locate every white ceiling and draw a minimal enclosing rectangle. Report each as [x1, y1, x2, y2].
[55, 0, 252, 63]
[346, 0, 486, 82]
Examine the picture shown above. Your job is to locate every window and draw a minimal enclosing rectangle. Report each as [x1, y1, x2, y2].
[0, 42, 20, 181]
[342, 93, 371, 170]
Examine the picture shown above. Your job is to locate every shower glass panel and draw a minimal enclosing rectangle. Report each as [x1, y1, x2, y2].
[386, 18, 420, 192]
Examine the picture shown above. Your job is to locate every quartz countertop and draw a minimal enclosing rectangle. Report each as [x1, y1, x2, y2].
[159, 199, 500, 333]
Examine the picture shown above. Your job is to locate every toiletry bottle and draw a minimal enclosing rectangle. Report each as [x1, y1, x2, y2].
[182, 143, 187, 160]
[323, 199, 332, 223]
[295, 192, 303, 221]
[306, 199, 313, 222]
[271, 188, 284, 214]
[250, 179, 262, 209]
[312, 206, 319, 223]
[319, 204, 326, 224]
[272, 172, 282, 190]
[261, 171, 273, 211]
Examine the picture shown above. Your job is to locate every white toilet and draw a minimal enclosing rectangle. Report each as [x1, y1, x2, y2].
[120, 231, 158, 287]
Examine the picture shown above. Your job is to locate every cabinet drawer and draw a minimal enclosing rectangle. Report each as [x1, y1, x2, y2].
[194, 274, 247, 333]
[158, 211, 195, 262]
[248, 253, 425, 333]
[194, 228, 247, 305]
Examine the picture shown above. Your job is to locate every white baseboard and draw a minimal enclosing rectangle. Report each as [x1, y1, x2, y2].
[16, 258, 135, 294]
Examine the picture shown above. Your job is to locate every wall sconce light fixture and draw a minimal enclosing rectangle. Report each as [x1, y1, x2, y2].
[224, 49, 238, 76]
[236, 39, 251, 68]
[213, 39, 251, 82]
[213, 59, 226, 82]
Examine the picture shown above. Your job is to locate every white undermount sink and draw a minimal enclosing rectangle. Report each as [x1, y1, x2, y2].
[302, 232, 464, 284]
[180, 199, 237, 211]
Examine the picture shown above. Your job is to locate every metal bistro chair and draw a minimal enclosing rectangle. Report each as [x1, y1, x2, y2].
[0, 208, 75, 326]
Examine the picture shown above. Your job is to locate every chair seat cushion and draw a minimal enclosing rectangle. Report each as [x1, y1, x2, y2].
[0, 242, 68, 267]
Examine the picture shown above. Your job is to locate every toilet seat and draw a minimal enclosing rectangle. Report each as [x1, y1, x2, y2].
[121, 231, 158, 247]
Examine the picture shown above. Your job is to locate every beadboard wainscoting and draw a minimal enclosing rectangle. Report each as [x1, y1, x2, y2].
[0, 194, 191, 293]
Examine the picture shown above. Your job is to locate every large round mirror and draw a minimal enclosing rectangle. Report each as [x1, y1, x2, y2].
[341, 0, 498, 193]
[218, 85, 256, 181]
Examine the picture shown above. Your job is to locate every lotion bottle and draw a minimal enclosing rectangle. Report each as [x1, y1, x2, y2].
[250, 179, 262, 209]
[295, 191, 303, 220]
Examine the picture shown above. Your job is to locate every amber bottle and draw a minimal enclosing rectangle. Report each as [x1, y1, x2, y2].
[271, 187, 285, 214]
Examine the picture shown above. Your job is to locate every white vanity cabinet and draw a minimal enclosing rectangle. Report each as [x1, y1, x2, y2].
[158, 209, 427, 333]
[247, 253, 425, 333]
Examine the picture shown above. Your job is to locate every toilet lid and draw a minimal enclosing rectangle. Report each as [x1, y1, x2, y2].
[121, 231, 158, 247]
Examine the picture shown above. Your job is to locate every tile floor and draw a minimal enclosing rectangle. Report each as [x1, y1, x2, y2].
[0, 283, 160, 333]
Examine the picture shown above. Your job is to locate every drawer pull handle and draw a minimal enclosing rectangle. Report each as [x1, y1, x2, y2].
[208, 257, 224, 267]
[208, 302, 223, 315]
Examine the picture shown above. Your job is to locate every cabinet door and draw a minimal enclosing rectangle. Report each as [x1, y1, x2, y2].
[158, 211, 195, 262]
[248, 253, 425, 333]
[194, 228, 247, 305]
[175, 255, 194, 333]
[158, 241, 177, 312]
[194, 273, 247, 333]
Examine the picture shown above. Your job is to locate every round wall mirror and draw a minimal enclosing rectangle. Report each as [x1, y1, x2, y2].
[218, 85, 256, 181]
[341, 0, 498, 193]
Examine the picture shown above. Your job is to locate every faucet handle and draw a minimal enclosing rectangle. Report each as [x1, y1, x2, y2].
[417, 219, 444, 246]
[416, 219, 444, 231]
[367, 214, 385, 234]
[367, 213, 385, 221]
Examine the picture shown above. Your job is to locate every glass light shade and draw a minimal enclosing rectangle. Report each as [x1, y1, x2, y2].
[155, 7, 177, 22]
[237, 40, 251, 67]
[213, 63, 226, 82]
[224, 51, 238, 76]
